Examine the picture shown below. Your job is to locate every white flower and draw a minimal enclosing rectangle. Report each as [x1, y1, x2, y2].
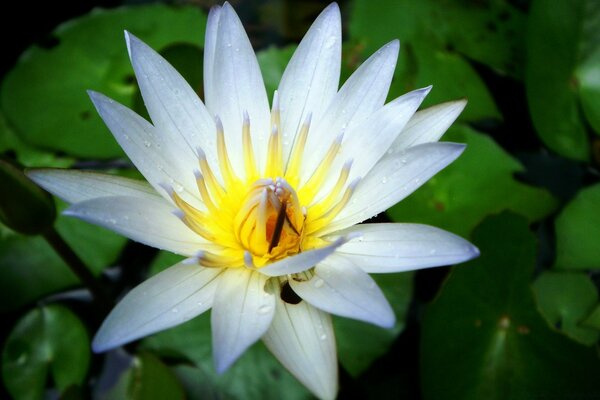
[28, 3, 479, 399]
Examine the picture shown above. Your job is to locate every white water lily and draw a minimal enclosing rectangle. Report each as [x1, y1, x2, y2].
[28, 3, 479, 399]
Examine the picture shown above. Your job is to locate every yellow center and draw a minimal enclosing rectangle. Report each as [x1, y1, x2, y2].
[169, 93, 357, 270]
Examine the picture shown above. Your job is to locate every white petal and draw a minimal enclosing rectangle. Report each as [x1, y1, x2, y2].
[325, 142, 466, 234]
[390, 100, 467, 153]
[93, 262, 222, 352]
[302, 40, 399, 182]
[125, 32, 218, 177]
[211, 269, 275, 373]
[291, 254, 395, 327]
[278, 3, 341, 161]
[332, 87, 431, 191]
[331, 223, 480, 273]
[26, 169, 158, 204]
[262, 294, 337, 400]
[88, 91, 202, 208]
[259, 236, 349, 277]
[207, 3, 270, 175]
[64, 195, 205, 256]
[203, 5, 221, 113]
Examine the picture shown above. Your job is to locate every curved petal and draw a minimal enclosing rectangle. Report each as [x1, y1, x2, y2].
[207, 3, 270, 175]
[93, 262, 222, 352]
[262, 292, 337, 400]
[315, 87, 430, 198]
[330, 223, 480, 272]
[64, 195, 205, 256]
[302, 40, 399, 183]
[278, 3, 341, 161]
[125, 32, 218, 178]
[291, 255, 394, 327]
[258, 236, 350, 277]
[88, 91, 202, 209]
[211, 269, 275, 373]
[26, 169, 158, 204]
[390, 100, 467, 153]
[323, 142, 466, 235]
[203, 5, 221, 113]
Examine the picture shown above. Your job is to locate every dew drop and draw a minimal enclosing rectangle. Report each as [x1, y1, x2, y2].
[172, 308, 179, 313]
[429, 249, 437, 255]
[108, 218, 117, 225]
[381, 177, 388, 184]
[258, 305, 272, 315]
[319, 333, 327, 340]
[143, 140, 152, 148]
[313, 278, 324, 288]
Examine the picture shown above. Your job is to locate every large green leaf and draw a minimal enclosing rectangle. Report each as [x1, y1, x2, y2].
[526, 0, 600, 160]
[1, 4, 206, 159]
[532, 272, 599, 345]
[0, 199, 126, 312]
[554, 183, 600, 270]
[388, 125, 557, 237]
[2, 305, 90, 400]
[349, 0, 516, 121]
[97, 352, 185, 400]
[420, 213, 600, 400]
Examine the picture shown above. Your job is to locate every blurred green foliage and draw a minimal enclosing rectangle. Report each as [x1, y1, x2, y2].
[0, 0, 599, 399]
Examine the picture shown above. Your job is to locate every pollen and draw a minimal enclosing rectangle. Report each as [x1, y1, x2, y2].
[168, 92, 358, 270]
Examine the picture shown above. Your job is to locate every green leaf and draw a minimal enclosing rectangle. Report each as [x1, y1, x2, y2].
[257, 45, 297, 101]
[2, 305, 90, 400]
[97, 352, 185, 400]
[0, 199, 126, 312]
[388, 125, 557, 237]
[554, 183, 600, 270]
[582, 305, 600, 330]
[1, 4, 207, 159]
[141, 312, 311, 400]
[350, 0, 527, 79]
[0, 111, 74, 168]
[334, 272, 413, 376]
[420, 213, 600, 400]
[0, 160, 56, 235]
[532, 272, 599, 345]
[525, 0, 599, 160]
[349, 0, 509, 121]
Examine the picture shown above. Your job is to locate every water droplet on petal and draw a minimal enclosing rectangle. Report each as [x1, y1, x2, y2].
[319, 333, 327, 340]
[313, 278, 324, 288]
[172, 308, 179, 313]
[258, 305, 272, 315]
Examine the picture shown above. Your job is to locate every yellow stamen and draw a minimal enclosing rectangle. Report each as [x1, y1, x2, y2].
[307, 159, 352, 221]
[242, 111, 259, 180]
[306, 178, 360, 235]
[298, 133, 343, 204]
[285, 113, 311, 185]
[197, 148, 226, 201]
[216, 117, 239, 187]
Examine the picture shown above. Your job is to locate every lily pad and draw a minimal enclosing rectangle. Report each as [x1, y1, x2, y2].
[554, 183, 600, 270]
[526, 0, 600, 160]
[388, 125, 557, 238]
[1, 4, 207, 159]
[0, 199, 126, 312]
[349, 0, 513, 121]
[2, 305, 90, 400]
[420, 213, 600, 400]
[532, 271, 599, 345]
[97, 352, 185, 400]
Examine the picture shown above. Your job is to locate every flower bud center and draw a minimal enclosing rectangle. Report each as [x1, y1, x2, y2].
[234, 177, 305, 260]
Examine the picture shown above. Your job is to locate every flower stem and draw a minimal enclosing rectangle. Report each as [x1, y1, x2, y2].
[43, 227, 111, 313]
